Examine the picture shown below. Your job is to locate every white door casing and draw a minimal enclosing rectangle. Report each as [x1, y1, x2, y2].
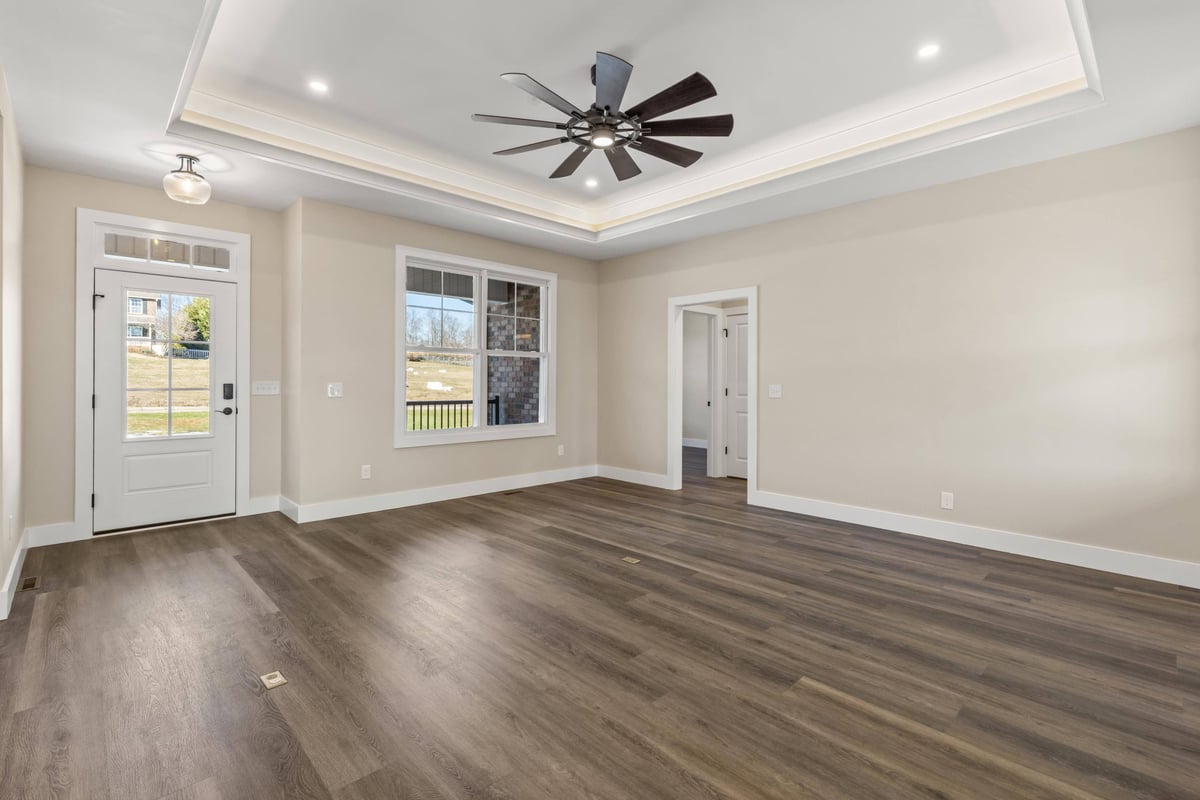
[93, 270, 237, 532]
[724, 312, 750, 479]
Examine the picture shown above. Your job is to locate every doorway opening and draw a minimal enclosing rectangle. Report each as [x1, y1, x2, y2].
[666, 288, 758, 497]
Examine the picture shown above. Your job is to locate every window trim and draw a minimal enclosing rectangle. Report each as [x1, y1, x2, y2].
[395, 245, 557, 448]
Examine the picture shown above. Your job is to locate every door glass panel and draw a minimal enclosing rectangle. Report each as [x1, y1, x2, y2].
[171, 390, 211, 435]
[127, 390, 170, 437]
[150, 239, 191, 265]
[125, 289, 214, 438]
[192, 245, 231, 271]
[105, 234, 148, 260]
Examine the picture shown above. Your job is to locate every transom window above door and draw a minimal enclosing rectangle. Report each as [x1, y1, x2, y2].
[396, 246, 557, 447]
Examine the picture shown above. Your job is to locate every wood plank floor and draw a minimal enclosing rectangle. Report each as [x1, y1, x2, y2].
[2, 453, 1199, 798]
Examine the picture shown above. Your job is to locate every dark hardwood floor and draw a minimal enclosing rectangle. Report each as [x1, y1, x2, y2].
[2, 468, 1199, 799]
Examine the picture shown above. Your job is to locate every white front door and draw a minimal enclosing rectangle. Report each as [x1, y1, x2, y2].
[93, 269, 238, 532]
[724, 312, 749, 479]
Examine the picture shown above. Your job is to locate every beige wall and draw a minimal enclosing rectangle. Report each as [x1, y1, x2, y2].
[285, 199, 598, 505]
[0, 68, 24, 588]
[682, 310, 710, 443]
[599, 127, 1200, 563]
[21, 167, 285, 527]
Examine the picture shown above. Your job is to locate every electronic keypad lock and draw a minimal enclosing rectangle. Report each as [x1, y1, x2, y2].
[223, 383, 234, 400]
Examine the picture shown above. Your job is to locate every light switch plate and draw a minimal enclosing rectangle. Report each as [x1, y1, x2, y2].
[252, 380, 280, 396]
[768, 384, 783, 399]
[941, 491, 955, 510]
[327, 383, 344, 398]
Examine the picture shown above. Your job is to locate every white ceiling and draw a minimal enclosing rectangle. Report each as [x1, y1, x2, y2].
[1, 1, 1199, 259]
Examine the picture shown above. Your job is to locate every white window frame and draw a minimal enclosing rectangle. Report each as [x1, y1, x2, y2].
[395, 245, 556, 448]
[128, 297, 145, 313]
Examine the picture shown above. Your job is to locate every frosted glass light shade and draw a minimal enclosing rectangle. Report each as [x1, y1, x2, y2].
[163, 155, 212, 205]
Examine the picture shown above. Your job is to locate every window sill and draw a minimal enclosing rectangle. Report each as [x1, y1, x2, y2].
[394, 422, 556, 449]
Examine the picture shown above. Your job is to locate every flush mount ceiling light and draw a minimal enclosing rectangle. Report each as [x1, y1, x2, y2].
[584, 177, 599, 188]
[162, 154, 212, 205]
[472, 51, 734, 182]
[917, 42, 941, 60]
[308, 79, 329, 94]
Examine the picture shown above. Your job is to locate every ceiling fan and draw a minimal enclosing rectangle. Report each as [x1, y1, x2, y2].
[472, 52, 734, 182]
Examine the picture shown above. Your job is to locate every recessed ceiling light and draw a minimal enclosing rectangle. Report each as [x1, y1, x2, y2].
[917, 43, 941, 60]
[308, 79, 329, 94]
[584, 177, 599, 189]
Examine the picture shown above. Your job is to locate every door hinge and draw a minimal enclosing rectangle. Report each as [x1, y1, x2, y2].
[723, 328, 728, 337]
[724, 446, 729, 454]
[91, 394, 95, 409]
[91, 493, 95, 508]
[706, 400, 711, 407]
[92, 293, 105, 310]
[724, 387, 729, 396]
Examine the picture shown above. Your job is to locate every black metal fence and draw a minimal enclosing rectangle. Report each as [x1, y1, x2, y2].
[407, 396, 501, 430]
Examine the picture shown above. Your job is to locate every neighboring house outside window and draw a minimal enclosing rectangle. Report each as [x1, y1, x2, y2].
[127, 325, 148, 338]
[395, 246, 556, 448]
[128, 297, 145, 314]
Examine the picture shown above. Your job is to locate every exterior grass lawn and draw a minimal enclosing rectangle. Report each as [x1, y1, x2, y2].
[126, 410, 210, 436]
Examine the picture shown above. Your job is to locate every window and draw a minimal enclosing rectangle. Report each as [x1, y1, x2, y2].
[103, 232, 231, 272]
[128, 297, 145, 314]
[127, 325, 148, 338]
[396, 247, 555, 447]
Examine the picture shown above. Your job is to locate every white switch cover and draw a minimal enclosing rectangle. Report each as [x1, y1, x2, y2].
[557, 445, 565, 456]
[252, 381, 280, 396]
[941, 491, 955, 510]
[768, 384, 783, 399]
[361, 465, 372, 479]
[327, 383, 344, 398]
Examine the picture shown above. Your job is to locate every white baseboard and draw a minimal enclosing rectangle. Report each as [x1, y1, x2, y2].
[279, 496, 301, 523]
[281, 465, 600, 524]
[2, 528, 30, 621]
[596, 465, 673, 489]
[239, 495, 281, 516]
[682, 438, 708, 449]
[27, 521, 86, 548]
[749, 489, 1200, 589]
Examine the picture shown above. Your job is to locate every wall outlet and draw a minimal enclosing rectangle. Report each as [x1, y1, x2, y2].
[327, 383, 344, 398]
[252, 380, 281, 396]
[768, 384, 783, 399]
[557, 445, 565, 456]
[940, 491, 954, 510]
[361, 464, 372, 479]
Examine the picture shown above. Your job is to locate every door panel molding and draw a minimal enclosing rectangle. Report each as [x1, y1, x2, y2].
[75, 209, 251, 540]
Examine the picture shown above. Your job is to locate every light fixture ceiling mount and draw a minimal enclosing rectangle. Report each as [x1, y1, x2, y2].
[162, 154, 212, 205]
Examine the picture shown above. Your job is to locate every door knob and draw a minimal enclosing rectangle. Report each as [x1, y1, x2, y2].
[219, 407, 234, 416]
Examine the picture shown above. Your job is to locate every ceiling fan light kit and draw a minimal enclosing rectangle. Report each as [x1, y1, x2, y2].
[473, 52, 734, 182]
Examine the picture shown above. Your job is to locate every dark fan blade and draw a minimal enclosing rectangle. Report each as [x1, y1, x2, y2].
[644, 114, 733, 138]
[605, 147, 642, 181]
[631, 138, 703, 168]
[550, 146, 591, 178]
[501, 73, 584, 118]
[472, 114, 566, 129]
[594, 51, 633, 112]
[625, 72, 717, 121]
[494, 138, 567, 155]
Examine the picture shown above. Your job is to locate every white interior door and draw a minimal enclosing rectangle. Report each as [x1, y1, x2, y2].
[724, 312, 749, 479]
[93, 269, 237, 532]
